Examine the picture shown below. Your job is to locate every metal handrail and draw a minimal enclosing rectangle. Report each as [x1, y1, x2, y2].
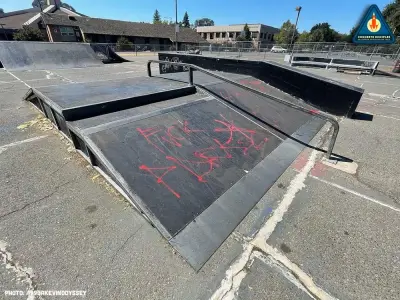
[147, 59, 339, 158]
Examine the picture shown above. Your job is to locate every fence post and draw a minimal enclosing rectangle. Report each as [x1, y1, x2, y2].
[135, 45, 137, 56]
[340, 43, 347, 58]
[369, 45, 377, 61]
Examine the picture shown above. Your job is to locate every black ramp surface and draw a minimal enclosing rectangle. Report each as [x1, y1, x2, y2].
[0, 41, 103, 71]
[33, 77, 190, 110]
[88, 99, 282, 237]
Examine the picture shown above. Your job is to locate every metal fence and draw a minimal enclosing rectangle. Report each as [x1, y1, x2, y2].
[194, 42, 400, 60]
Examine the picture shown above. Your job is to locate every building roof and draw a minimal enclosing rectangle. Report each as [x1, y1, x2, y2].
[0, 5, 81, 30]
[0, 9, 41, 30]
[42, 14, 205, 43]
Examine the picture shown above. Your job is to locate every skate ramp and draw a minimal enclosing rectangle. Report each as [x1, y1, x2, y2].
[24, 67, 329, 271]
[0, 41, 103, 71]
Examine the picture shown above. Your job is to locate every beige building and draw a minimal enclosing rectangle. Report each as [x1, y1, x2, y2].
[196, 24, 279, 44]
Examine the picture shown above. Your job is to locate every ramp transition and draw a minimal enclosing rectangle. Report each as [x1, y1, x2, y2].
[158, 53, 364, 118]
[0, 41, 103, 71]
[25, 70, 326, 270]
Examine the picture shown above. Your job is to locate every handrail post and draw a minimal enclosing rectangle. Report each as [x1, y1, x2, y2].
[188, 67, 194, 86]
[147, 61, 152, 77]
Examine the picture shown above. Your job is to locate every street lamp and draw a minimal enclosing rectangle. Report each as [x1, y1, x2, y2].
[0, 24, 8, 40]
[289, 6, 302, 62]
[175, 0, 178, 51]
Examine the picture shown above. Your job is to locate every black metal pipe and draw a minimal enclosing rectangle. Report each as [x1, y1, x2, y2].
[147, 59, 339, 158]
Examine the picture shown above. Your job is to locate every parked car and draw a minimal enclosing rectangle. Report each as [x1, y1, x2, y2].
[271, 46, 287, 53]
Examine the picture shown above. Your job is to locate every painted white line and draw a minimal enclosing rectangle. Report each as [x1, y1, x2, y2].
[0, 135, 48, 155]
[0, 80, 20, 84]
[393, 89, 400, 98]
[211, 146, 338, 300]
[309, 175, 400, 213]
[361, 98, 377, 103]
[376, 114, 400, 121]
[0, 240, 36, 300]
[379, 103, 400, 109]
[6, 71, 31, 89]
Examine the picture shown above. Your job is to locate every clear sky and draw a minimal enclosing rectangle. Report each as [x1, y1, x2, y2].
[1, 0, 393, 33]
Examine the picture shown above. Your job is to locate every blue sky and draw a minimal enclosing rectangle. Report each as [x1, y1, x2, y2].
[1, 0, 393, 33]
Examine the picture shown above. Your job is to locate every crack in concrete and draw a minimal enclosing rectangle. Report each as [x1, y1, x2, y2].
[211, 126, 338, 300]
[0, 240, 43, 300]
[0, 176, 82, 220]
[110, 223, 145, 264]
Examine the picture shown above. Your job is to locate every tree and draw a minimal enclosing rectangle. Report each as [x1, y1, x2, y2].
[116, 36, 133, 51]
[32, 0, 76, 12]
[0, 8, 4, 14]
[13, 26, 45, 41]
[243, 23, 251, 41]
[383, 0, 400, 35]
[194, 18, 214, 27]
[309, 23, 336, 42]
[153, 9, 161, 24]
[297, 31, 310, 42]
[274, 20, 298, 45]
[182, 12, 190, 28]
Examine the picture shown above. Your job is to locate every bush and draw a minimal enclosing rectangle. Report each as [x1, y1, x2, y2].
[13, 26, 45, 41]
[116, 37, 133, 51]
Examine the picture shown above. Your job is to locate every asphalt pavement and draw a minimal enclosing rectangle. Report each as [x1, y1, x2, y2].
[0, 56, 399, 300]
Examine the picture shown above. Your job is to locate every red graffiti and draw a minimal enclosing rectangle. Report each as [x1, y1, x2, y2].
[137, 115, 268, 198]
[139, 165, 180, 198]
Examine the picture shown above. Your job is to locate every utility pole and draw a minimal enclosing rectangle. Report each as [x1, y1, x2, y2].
[289, 6, 302, 63]
[0, 24, 8, 40]
[175, 0, 178, 51]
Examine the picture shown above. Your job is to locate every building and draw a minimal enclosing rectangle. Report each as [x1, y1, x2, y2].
[196, 24, 279, 44]
[0, 0, 205, 48]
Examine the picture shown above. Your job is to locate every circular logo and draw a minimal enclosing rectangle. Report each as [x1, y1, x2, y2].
[367, 13, 381, 32]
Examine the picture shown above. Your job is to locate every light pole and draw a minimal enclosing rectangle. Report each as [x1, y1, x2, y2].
[0, 24, 8, 40]
[289, 6, 302, 62]
[175, 0, 178, 51]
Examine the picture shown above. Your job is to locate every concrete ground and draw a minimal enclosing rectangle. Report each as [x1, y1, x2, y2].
[1, 55, 400, 300]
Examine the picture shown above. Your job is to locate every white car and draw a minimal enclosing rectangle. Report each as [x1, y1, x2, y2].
[271, 46, 287, 53]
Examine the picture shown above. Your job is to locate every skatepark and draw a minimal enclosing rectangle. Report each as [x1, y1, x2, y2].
[0, 41, 400, 300]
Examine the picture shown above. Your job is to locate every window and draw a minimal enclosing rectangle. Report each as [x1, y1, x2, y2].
[216, 32, 220, 38]
[203, 33, 207, 39]
[229, 32, 234, 38]
[209, 33, 214, 39]
[251, 32, 258, 39]
[222, 32, 226, 38]
[60, 26, 74, 36]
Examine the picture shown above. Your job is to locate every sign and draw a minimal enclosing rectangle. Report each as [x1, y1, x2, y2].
[353, 4, 395, 44]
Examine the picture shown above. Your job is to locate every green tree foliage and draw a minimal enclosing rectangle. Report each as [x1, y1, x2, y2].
[308, 23, 337, 42]
[244, 23, 251, 41]
[0, 8, 4, 14]
[383, 0, 400, 35]
[32, 0, 76, 12]
[275, 20, 298, 45]
[194, 18, 214, 27]
[297, 31, 310, 42]
[13, 26, 45, 41]
[182, 12, 190, 28]
[153, 9, 161, 24]
[116, 36, 133, 51]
